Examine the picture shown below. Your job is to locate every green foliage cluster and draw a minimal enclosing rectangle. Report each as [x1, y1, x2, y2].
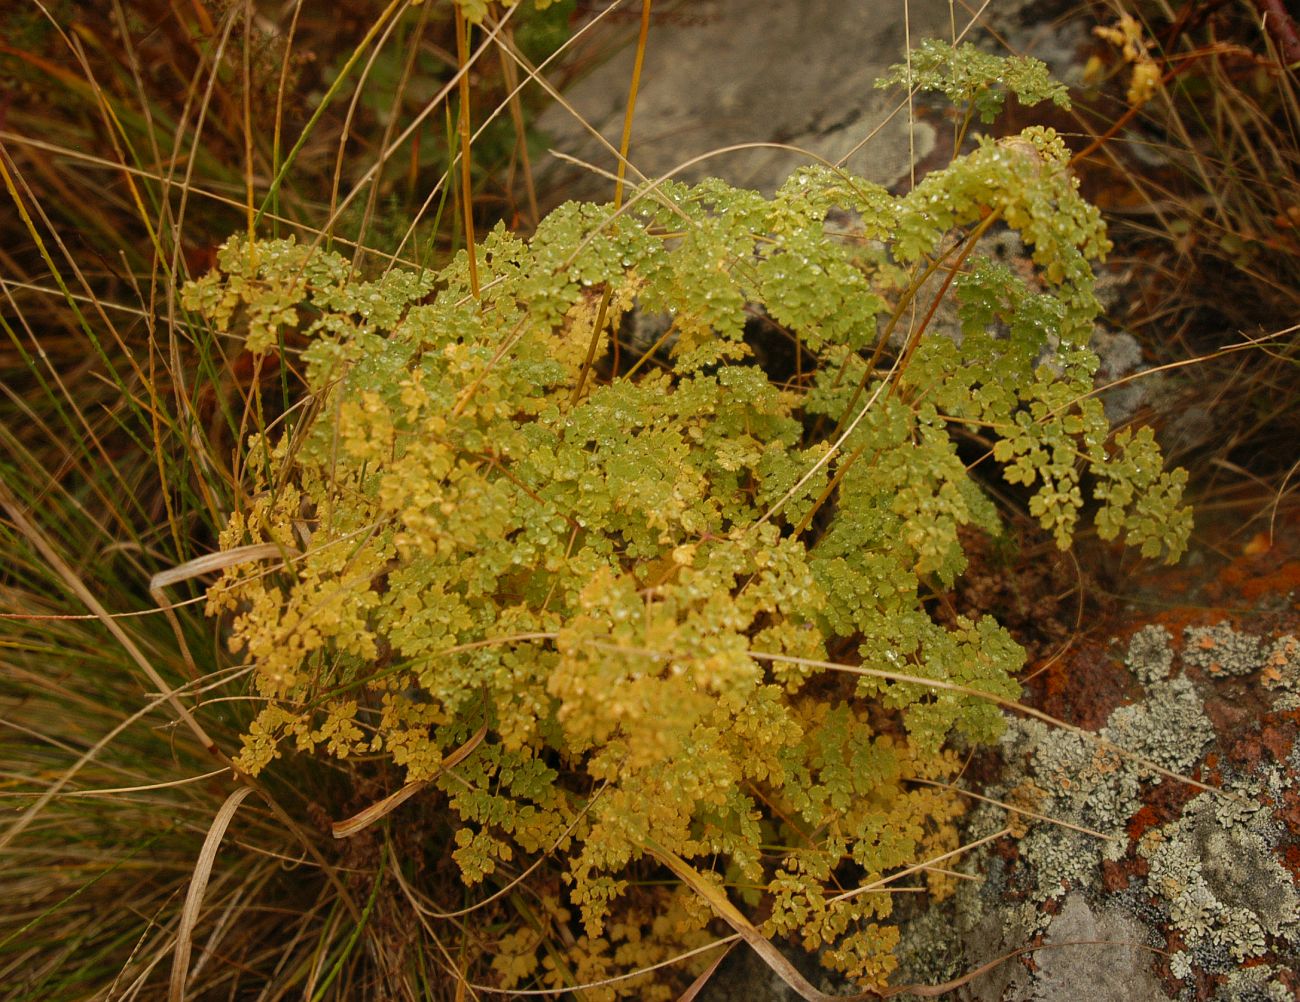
[877, 38, 1071, 124]
[182, 43, 1191, 993]
[453, 0, 561, 26]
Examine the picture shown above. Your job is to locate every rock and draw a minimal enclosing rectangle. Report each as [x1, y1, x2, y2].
[536, 0, 949, 205]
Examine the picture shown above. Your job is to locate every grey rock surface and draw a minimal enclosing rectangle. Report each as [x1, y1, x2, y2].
[536, 0, 949, 203]
[890, 621, 1300, 1002]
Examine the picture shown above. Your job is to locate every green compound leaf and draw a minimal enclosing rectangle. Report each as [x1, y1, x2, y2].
[877, 38, 1071, 123]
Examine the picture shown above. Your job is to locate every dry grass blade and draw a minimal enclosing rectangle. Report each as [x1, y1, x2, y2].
[643, 838, 879, 1002]
[331, 723, 488, 839]
[906, 778, 1119, 843]
[169, 784, 256, 1002]
[746, 650, 1225, 799]
[674, 941, 736, 1002]
[568, 0, 652, 405]
[0, 672, 216, 854]
[0, 476, 221, 760]
[150, 542, 297, 682]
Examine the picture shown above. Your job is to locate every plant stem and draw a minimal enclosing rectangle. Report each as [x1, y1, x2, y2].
[455, 3, 480, 299]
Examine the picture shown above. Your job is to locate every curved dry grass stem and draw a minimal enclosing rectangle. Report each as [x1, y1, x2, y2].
[753, 349, 901, 530]
[331, 723, 488, 838]
[390, 780, 608, 921]
[169, 785, 255, 1002]
[580, 637, 1227, 803]
[747, 649, 1225, 799]
[387, 0, 639, 269]
[827, 827, 1012, 908]
[307, 1, 525, 269]
[255, 0, 410, 229]
[496, 20, 541, 228]
[150, 542, 294, 683]
[270, 0, 306, 231]
[458, 932, 740, 997]
[0, 661, 224, 854]
[327, 5, 409, 252]
[0, 131, 422, 267]
[646, 838, 878, 1002]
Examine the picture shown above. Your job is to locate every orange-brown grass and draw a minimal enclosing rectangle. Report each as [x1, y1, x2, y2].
[1071, 0, 1300, 500]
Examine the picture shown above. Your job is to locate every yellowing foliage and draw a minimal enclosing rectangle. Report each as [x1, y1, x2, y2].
[183, 43, 1191, 993]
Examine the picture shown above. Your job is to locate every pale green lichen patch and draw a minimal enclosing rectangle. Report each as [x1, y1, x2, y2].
[1183, 623, 1266, 678]
[1031, 894, 1169, 1001]
[1102, 675, 1215, 773]
[1211, 964, 1295, 1002]
[988, 664, 1217, 902]
[1126, 623, 1175, 684]
[1260, 634, 1300, 710]
[1139, 787, 1300, 964]
[996, 719, 1139, 900]
[893, 613, 1300, 1000]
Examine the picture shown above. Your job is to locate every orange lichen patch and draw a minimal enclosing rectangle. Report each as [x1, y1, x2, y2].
[1091, 746, 1124, 775]
[1193, 627, 1233, 677]
[1100, 854, 1147, 891]
[1242, 532, 1273, 557]
[1262, 635, 1300, 693]
[1207, 508, 1300, 604]
[1149, 608, 1215, 645]
[1028, 640, 1132, 729]
[1004, 780, 1046, 839]
[1221, 559, 1300, 605]
[1127, 804, 1163, 842]
[1127, 777, 1199, 842]
[1121, 507, 1300, 617]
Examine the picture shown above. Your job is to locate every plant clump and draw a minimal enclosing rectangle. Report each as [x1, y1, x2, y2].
[182, 42, 1191, 994]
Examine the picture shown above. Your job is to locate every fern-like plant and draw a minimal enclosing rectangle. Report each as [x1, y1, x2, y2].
[182, 41, 1190, 996]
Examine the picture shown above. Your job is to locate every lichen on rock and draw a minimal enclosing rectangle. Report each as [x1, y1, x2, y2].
[893, 606, 1300, 1001]
[1260, 634, 1300, 710]
[1102, 675, 1215, 773]
[1183, 623, 1266, 678]
[1139, 785, 1300, 965]
[1126, 623, 1175, 684]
